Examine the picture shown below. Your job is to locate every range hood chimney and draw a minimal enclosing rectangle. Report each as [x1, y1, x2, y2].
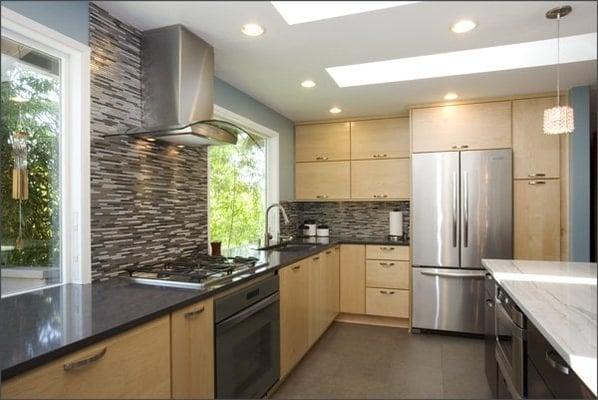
[118, 25, 243, 146]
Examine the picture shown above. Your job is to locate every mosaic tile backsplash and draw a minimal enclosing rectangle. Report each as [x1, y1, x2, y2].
[89, 4, 208, 280]
[280, 201, 410, 240]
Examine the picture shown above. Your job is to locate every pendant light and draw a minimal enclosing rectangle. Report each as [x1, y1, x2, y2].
[543, 5, 574, 135]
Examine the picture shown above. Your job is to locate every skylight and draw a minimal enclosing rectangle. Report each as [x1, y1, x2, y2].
[271, 1, 419, 25]
[326, 33, 597, 87]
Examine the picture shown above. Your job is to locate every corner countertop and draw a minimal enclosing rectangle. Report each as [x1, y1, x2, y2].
[482, 259, 597, 395]
[1, 236, 408, 380]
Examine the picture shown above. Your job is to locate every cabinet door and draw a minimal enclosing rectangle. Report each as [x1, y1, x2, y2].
[171, 299, 214, 399]
[366, 288, 410, 318]
[351, 159, 410, 200]
[280, 261, 309, 377]
[340, 245, 366, 314]
[411, 102, 512, 152]
[1, 317, 171, 399]
[351, 118, 409, 160]
[307, 253, 327, 346]
[324, 246, 340, 324]
[366, 260, 410, 289]
[513, 97, 560, 179]
[296, 122, 350, 162]
[295, 161, 350, 200]
[514, 179, 561, 260]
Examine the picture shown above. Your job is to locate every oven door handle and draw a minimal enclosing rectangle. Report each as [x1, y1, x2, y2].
[216, 292, 279, 333]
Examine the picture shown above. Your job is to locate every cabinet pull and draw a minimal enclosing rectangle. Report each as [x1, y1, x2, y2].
[380, 246, 395, 251]
[485, 299, 494, 307]
[373, 153, 388, 158]
[292, 265, 301, 270]
[315, 156, 329, 161]
[316, 194, 329, 199]
[380, 290, 395, 295]
[528, 173, 546, 177]
[373, 194, 389, 198]
[379, 262, 395, 267]
[313, 256, 320, 261]
[451, 145, 469, 149]
[184, 306, 205, 319]
[326, 250, 332, 254]
[64, 347, 107, 371]
[545, 350, 570, 375]
[528, 181, 546, 185]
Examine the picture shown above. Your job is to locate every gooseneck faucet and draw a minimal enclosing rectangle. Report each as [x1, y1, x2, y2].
[264, 203, 290, 248]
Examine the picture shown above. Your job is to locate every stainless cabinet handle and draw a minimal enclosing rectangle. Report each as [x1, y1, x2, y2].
[452, 171, 458, 248]
[184, 306, 205, 319]
[485, 299, 494, 307]
[463, 170, 469, 248]
[313, 256, 320, 261]
[315, 156, 329, 161]
[316, 194, 329, 199]
[528, 181, 546, 185]
[379, 262, 395, 267]
[379, 246, 395, 251]
[64, 347, 107, 371]
[421, 270, 486, 278]
[451, 145, 469, 149]
[545, 350, 570, 375]
[373, 194, 389, 198]
[528, 173, 546, 177]
[373, 153, 388, 158]
[292, 265, 301, 270]
[326, 250, 332, 254]
[380, 290, 395, 294]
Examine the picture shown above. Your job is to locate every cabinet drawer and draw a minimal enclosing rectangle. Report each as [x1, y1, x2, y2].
[366, 260, 409, 289]
[528, 322, 593, 399]
[366, 288, 409, 318]
[1, 317, 171, 399]
[351, 159, 410, 200]
[366, 245, 409, 260]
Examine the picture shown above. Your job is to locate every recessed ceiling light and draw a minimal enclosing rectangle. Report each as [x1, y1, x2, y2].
[451, 19, 477, 33]
[444, 93, 459, 100]
[146, 137, 156, 142]
[241, 23, 265, 37]
[329, 107, 342, 114]
[271, 1, 419, 25]
[326, 33, 596, 87]
[177, 145, 185, 149]
[301, 80, 316, 88]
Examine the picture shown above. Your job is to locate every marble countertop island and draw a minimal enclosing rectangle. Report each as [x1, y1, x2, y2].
[482, 259, 597, 396]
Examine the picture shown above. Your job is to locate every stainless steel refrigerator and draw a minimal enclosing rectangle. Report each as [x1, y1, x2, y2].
[411, 149, 512, 335]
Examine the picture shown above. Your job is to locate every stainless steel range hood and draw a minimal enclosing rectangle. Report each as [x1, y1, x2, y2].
[118, 25, 243, 146]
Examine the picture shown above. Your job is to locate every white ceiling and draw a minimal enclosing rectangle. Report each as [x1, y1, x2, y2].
[95, 1, 597, 122]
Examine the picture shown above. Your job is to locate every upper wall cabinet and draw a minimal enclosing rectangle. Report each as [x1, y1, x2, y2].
[411, 101, 512, 153]
[350, 118, 409, 160]
[512, 97, 560, 179]
[351, 159, 410, 200]
[295, 122, 350, 162]
[295, 161, 350, 200]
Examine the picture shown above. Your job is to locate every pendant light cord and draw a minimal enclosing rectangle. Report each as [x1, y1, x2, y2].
[556, 11, 561, 106]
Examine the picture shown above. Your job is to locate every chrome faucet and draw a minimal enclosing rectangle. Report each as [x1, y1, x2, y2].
[264, 203, 290, 248]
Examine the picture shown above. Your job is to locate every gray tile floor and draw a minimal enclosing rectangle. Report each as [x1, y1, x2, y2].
[272, 322, 492, 399]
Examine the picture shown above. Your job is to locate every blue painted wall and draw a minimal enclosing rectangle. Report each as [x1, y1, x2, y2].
[569, 85, 591, 262]
[214, 78, 295, 201]
[1, 1, 89, 44]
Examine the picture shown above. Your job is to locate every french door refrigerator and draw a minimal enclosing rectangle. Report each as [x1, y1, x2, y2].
[411, 149, 512, 335]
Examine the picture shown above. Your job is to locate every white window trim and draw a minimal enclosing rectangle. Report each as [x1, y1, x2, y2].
[1, 7, 91, 287]
[212, 105, 281, 244]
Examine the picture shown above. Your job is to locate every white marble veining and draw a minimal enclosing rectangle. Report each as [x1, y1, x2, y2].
[482, 259, 597, 395]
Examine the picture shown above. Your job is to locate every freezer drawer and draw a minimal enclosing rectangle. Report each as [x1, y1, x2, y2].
[412, 267, 486, 334]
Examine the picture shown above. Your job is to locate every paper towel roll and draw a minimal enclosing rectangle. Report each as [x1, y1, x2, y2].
[389, 211, 403, 237]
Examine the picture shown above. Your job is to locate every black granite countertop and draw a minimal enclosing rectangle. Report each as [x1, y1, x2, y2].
[1, 236, 408, 380]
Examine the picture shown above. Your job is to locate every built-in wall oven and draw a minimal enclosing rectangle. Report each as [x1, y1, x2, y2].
[215, 274, 280, 399]
[495, 285, 527, 399]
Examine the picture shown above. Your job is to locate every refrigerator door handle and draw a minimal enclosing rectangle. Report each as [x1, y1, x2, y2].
[452, 171, 458, 248]
[463, 170, 469, 248]
[420, 270, 486, 279]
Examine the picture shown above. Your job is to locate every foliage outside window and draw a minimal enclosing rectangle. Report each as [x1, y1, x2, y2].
[1, 37, 61, 295]
[209, 132, 266, 251]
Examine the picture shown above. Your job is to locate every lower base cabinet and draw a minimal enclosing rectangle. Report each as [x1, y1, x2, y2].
[365, 288, 410, 318]
[171, 298, 214, 399]
[1, 317, 171, 399]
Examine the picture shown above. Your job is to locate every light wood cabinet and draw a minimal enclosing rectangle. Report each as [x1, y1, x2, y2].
[512, 97, 560, 179]
[350, 118, 409, 160]
[366, 260, 409, 290]
[1, 317, 171, 399]
[340, 245, 366, 314]
[514, 179, 561, 260]
[365, 245, 410, 261]
[366, 288, 409, 318]
[351, 159, 410, 200]
[411, 101, 512, 152]
[280, 261, 309, 377]
[171, 299, 214, 400]
[307, 252, 327, 346]
[295, 122, 350, 162]
[295, 161, 350, 200]
[324, 246, 340, 324]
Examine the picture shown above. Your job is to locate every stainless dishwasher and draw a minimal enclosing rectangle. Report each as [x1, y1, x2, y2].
[214, 274, 280, 399]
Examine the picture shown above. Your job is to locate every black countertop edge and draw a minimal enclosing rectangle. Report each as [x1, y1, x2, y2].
[1, 237, 408, 380]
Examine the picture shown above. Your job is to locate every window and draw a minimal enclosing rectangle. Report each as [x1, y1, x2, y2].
[1, 7, 91, 296]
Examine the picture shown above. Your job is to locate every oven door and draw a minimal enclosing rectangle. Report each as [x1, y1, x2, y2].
[495, 290, 526, 399]
[216, 292, 280, 399]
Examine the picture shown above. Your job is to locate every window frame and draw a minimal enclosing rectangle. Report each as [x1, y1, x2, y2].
[1, 7, 91, 295]
[211, 105, 280, 248]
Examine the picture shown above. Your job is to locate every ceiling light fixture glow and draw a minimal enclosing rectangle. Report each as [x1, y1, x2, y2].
[444, 93, 459, 100]
[145, 137, 156, 142]
[326, 33, 597, 87]
[301, 80, 316, 88]
[451, 19, 477, 33]
[241, 23, 265, 36]
[329, 107, 342, 114]
[271, 1, 419, 25]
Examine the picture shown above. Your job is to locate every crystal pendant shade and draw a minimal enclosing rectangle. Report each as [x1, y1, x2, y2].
[543, 105, 574, 135]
